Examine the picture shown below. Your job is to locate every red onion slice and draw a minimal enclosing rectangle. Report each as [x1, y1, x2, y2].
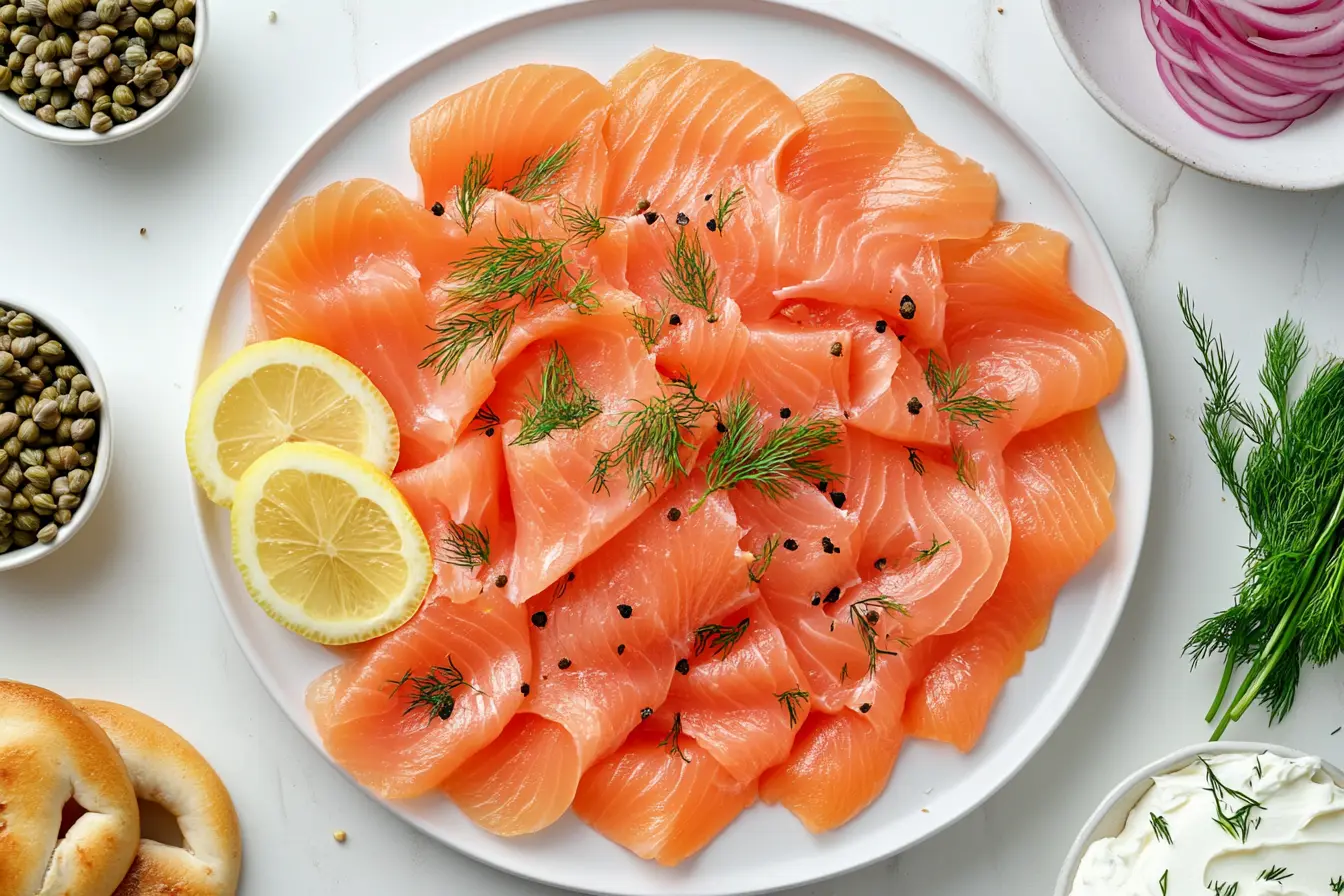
[1194, 43, 1332, 116]
[1143, 0, 1205, 73]
[1249, 17, 1344, 53]
[1208, 0, 1344, 36]
[1158, 56, 1295, 135]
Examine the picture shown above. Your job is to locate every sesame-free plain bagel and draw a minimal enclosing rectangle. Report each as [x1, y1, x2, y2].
[0, 681, 139, 896]
[71, 701, 241, 896]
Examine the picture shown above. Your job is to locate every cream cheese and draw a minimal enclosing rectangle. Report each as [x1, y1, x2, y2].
[1069, 751, 1344, 896]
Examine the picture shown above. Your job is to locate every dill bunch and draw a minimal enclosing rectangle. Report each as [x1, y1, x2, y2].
[512, 342, 601, 447]
[1179, 287, 1344, 740]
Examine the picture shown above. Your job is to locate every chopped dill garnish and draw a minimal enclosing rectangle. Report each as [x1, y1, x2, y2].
[471, 403, 501, 433]
[1256, 755, 1264, 778]
[503, 140, 578, 202]
[388, 657, 480, 725]
[453, 152, 493, 233]
[1159, 870, 1168, 896]
[775, 688, 809, 728]
[1331, 876, 1344, 894]
[693, 389, 843, 511]
[624, 300, 666, 351]
[1258, 866, 1291, 883]
[914, 537, 951, 564]
[440, 521, 491, 569]
[1180, 287, 1344, 740]
[512, 342, 601, 446]
[839, 662, 849, 683]
[1211, 883, 1239, 896]
[952, 443, 978, 489]
[711, 185, 745, 235]
[590, 377, 711, 497]
[693, 617, 750, 659]
[748, 533, 781, 584]
[905, 446, 925, 476]
[1149, 812, 1172, 845]
[422, 223, 599, 377]
[661, 226, 720, 322]
[556, 197, 607, 247]
[659, 712, 690, 763]
[924, 352, 1014, 428]
[1201, 758, 1263, 843]
[848, 596, 909, 675]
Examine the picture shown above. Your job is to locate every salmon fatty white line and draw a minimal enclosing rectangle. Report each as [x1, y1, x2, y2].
[1069, 751, 1344, 896]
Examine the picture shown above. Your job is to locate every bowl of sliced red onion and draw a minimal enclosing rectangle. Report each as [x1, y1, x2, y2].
[1044, 0, 1344, 190]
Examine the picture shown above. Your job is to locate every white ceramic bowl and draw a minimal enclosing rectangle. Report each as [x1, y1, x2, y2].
[0, 0, 206, 146]
[1053, 741, 1344, 895]
[0, 299, 112, 572]
[1042, 0, 1344, 191]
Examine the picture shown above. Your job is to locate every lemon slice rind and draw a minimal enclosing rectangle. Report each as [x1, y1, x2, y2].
[230, 442, 431, 645]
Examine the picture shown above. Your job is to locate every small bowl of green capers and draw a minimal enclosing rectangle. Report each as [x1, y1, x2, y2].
[0, 300, 111, 571]
[0, 0, 204, 144]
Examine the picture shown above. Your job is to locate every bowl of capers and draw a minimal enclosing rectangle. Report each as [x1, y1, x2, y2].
[0, 0, 203, 144]
[0, 300, 111, 570]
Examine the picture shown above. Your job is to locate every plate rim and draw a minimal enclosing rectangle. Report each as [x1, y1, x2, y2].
[1040, 0, 1344, 193]
[188, 1, 1155, 892]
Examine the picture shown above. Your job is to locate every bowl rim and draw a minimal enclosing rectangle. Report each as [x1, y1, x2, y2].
[1052, 740, 1344, 896]
[0, 0, 206, 147]
[1039, 0, 1344, 192]
[0, 298, 112, 572]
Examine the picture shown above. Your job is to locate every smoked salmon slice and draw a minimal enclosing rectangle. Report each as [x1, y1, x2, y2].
[412, 65, 611, 214]
[776, 74, 998, 348]
[306, 591, 531, 799]
[904, 409, 1116, 751]
[941, 223, 1126, 448]
[573, 732, 757, 866]
[441, 479, 753, 835]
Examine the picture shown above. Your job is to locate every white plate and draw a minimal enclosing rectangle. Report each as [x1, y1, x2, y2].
[1043, 0, 1344, 192]
[190, 1, 1154, 893]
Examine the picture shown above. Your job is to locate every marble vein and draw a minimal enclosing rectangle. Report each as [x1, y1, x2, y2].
[1142, 162, 1185, 271]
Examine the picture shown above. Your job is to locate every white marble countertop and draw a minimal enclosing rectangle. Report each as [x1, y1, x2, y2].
[3, 1, 1343, 893]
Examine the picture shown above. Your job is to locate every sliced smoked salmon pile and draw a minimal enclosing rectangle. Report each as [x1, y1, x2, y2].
[242, 49, 1127, 863]
[904, 409, 1116, 751]
[776, 74, 999, 348]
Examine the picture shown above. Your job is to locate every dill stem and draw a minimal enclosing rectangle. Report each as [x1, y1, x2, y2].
[1206, 650, 1239, 723]
[1213, 478, 1344, 739]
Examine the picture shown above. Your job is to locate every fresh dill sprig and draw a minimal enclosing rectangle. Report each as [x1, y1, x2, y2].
[422, 223, 601, 377]
[660, 226, 720, 322]
[952, 443, 978, 489]
[848, 596, 910, 675]
[1159, 870, 1168, 896]
[440, 521, 490, 569]
[914, 537, 951, 564]
[556, 198, 606, 247]
[711, 185, 744, 235]
[453, 152, 493, 233]
[775, 688, 809, 728]
[1179, 288, 1344, 739]
[1331, 876, 1344, 894]
[1255, 755, 1264, 779]
[694, 389, 843, 511]
[659, 712, 690, 763]
[503, 140, 578, 202]
[1258, 866, 1291, 883]
[1149, 812, 1173, 845]
[925, 352, 1014, 428]
[693, 617, 750, 659]
[905, 446, 925, 476]
[388, 657, 480, 725]
[839, 662, 849, 683]
[1211, 883, 1239, 896]
[590, 377, 710, 497]
[1202, 758, 1263, 843]
[624, 300, 666, 351]
[512, 343, 601, 447]
[748, 533, 781, 584]
[471, 403, 501, 433]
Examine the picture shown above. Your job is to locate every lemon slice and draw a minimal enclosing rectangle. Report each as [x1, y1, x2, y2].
[230, 442, 432, 645]
[186, 338, 399, 507]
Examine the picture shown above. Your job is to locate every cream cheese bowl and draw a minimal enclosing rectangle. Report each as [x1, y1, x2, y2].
[1054, 741, 1344, 896]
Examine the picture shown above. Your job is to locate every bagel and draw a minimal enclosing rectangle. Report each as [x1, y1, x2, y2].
[70, 701, 241, 896]
[0, 681, 139, 896]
